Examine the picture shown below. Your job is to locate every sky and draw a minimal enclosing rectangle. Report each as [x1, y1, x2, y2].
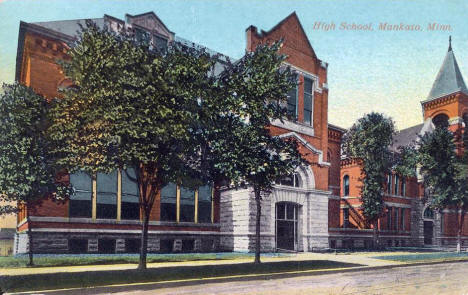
[1, 0, 468, 130]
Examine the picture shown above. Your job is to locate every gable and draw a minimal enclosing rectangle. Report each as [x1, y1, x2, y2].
[260, 12, 317, 59]
[278, 132, 330, 166]
[125, 12, 174, 41]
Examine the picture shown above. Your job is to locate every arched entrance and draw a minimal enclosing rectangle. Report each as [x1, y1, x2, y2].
[423, 207, 435, 245]
[275, 202, 300, 251]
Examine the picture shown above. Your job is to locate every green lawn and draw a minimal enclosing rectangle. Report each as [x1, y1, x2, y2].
[0, 260, 361, 293]
[372, 252, 468, 262]
[0, 252, 281, 268]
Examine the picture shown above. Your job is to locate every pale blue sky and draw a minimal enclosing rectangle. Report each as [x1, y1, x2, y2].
[1, 0, 468, 129]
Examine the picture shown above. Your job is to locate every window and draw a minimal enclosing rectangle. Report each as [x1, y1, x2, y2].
[401, 177, 406, 197]
[394, 208, 399, 231]
[121, 168, 140, 220]
[198, 185, 212, 223]
[424, 207, 434, 219]
[394, 175, 399, 195]
[160, 183, 213, 223]
[432, 114, 449, 129]
[279, 173, 300, 187]
[69, 172, 92, 218]
[343, 208, 349, 228]
[343, 175, 350, 196]
[180, 187, 195, 222]
[160, 183, 177, 221]
[303, 77, 313, 125]
[387, 207, 392, 230]
[387, 174, 392, 194]
[97, 171, 118, 219]
[400, 208, 405, 231]
[287, 75, 298, 118]
[154, 35, 168, 52]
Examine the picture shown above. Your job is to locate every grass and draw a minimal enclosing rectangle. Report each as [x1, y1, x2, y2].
[372, 251, 468, 262]
[0, 260, 361, 293]
[0, 252, 287, 268]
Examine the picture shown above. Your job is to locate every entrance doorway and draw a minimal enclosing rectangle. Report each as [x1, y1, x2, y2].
[276, 202, 299, 251]
[423, 207, 434, 245]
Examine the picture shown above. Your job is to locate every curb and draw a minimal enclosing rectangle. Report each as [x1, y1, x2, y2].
[7, 259, 468, 295]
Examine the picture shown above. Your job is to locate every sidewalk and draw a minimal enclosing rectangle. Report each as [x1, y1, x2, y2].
[1, 252, 401, 276]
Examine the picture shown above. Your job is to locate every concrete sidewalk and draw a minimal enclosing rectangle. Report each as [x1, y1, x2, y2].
[0, 252, 405, 276]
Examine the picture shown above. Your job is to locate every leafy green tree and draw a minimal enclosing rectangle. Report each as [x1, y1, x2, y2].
[200, 41, 305, 263]
[49, 21, 216, 269]
[0, 83, 69, 266]
[342, 112, 395, 247]
[418, 126, 468, 252]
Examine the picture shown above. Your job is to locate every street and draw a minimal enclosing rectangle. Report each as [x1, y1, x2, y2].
[30, 261, 468, 295]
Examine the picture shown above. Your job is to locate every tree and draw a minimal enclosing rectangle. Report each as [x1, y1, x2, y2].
[342, 112, 395, 248]
[200, 41, 305, 263]
[418, 126, 468, 252]
[49, 21, 217, 269]
[0, 83, 69, 266]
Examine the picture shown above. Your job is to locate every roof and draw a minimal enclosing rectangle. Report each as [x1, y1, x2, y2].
[328, 123, 347, 133]
[390, 119, 434, 152]
[33, 18, 105, 37]
[425, 39, 468, 102]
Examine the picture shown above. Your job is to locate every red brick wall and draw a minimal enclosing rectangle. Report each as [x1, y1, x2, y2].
[247, 13, 330, 191]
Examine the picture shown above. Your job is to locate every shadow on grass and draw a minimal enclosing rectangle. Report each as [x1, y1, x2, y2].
[0, 260, 362, 293]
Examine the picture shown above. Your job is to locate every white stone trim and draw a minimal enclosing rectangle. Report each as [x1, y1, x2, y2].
[30, 228, 221, 235]
[278, 132, 331, 166]
[271, 119, 315, 137]
[449, 116, 463, 125]
[28, 216, 220, 227]
[383, 193, 414, 201]
[384, 202, 412, 208]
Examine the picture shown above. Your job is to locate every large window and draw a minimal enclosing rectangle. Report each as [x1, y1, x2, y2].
[303, 77, 313, 125]
[343, 175, 350, 196]
[180, 187, 195, 222]
[160, 183, 212, 223]
[198, 185, 212, 223]
[154, 35, 168, 52]
[400, 208, 405, 231]
[121, 168, 140, 220]
[160, 183, 177, 221]
[394, 175, 399, 195]
[287, 75, 298, 118]
[387, 174, 392, 194]
[97, 171, 117, 219]
[401, 177, 406, 197]
[69, 172, 92, 218]
[387, 207, 392, 230]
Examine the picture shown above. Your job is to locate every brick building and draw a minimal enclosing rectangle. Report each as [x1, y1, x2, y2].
[333, 39, 468, 250]
[13, 11, 345, 254]
[13, 10, 466, 254]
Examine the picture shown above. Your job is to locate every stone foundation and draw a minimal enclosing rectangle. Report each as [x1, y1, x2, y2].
[13, 231, 220, 255]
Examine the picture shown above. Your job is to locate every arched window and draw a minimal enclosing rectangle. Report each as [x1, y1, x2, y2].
[424, 207, 434, 219]
[343, 175, 350, 196]
[279, 173, 300, 187]
[432, 114, 449, 129]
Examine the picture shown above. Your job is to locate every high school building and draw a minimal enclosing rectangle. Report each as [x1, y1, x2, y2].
[335, 39, 468, 250]
[12, 11, 467, 254]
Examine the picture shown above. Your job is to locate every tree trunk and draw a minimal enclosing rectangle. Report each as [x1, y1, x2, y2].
[457, 209, 465, 253]
[26, 204, 34, 266]
[254, 187, 261, 264]
[373, 220, 379, 250]
[138, 210, 150, 270]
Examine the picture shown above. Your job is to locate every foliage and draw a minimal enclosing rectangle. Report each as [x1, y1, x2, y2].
[0, 83, 69, 213]
[342, 112, 395, 223]
[49, 20, 218, 269]
[204, 41, 305, 192]
[418, 126, 468, 210]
